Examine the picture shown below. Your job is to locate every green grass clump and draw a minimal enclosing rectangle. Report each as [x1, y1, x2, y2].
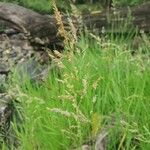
[0, 0, 71, 14]
[8, 34, 150, 150]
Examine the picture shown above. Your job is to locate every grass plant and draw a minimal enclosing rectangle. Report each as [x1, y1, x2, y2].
[0, 1, 149, 149]
[7, 33, 150, 150]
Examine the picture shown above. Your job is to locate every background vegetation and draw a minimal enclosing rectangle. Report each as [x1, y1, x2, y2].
[0, 0, 149, 13]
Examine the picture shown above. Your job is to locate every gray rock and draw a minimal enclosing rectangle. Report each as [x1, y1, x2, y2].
[4, 28, 18, 35]
[0, 63, 10, 74]
[16, 59, 50, 82]
[0, 24, 52, 145]
[0, 93, 12, 135]
[95, 130, 108, 150]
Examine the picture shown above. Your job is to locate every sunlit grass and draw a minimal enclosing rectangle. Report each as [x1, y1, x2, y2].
[8, 34, 150, 150]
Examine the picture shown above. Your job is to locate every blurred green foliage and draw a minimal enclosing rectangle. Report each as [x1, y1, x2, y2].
[113, 0, 149, 6]
[0, 0, 149, 13]
[0, 0, 71, 14]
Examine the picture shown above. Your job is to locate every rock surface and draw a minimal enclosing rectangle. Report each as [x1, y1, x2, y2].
[0, 26, 52, 144]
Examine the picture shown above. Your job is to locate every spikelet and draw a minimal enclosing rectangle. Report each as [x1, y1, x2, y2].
[92, 77, 102, 90]
[49, 107, 89, 123]
[91, 113, 101, 137]
[52, 0, 68, 44]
